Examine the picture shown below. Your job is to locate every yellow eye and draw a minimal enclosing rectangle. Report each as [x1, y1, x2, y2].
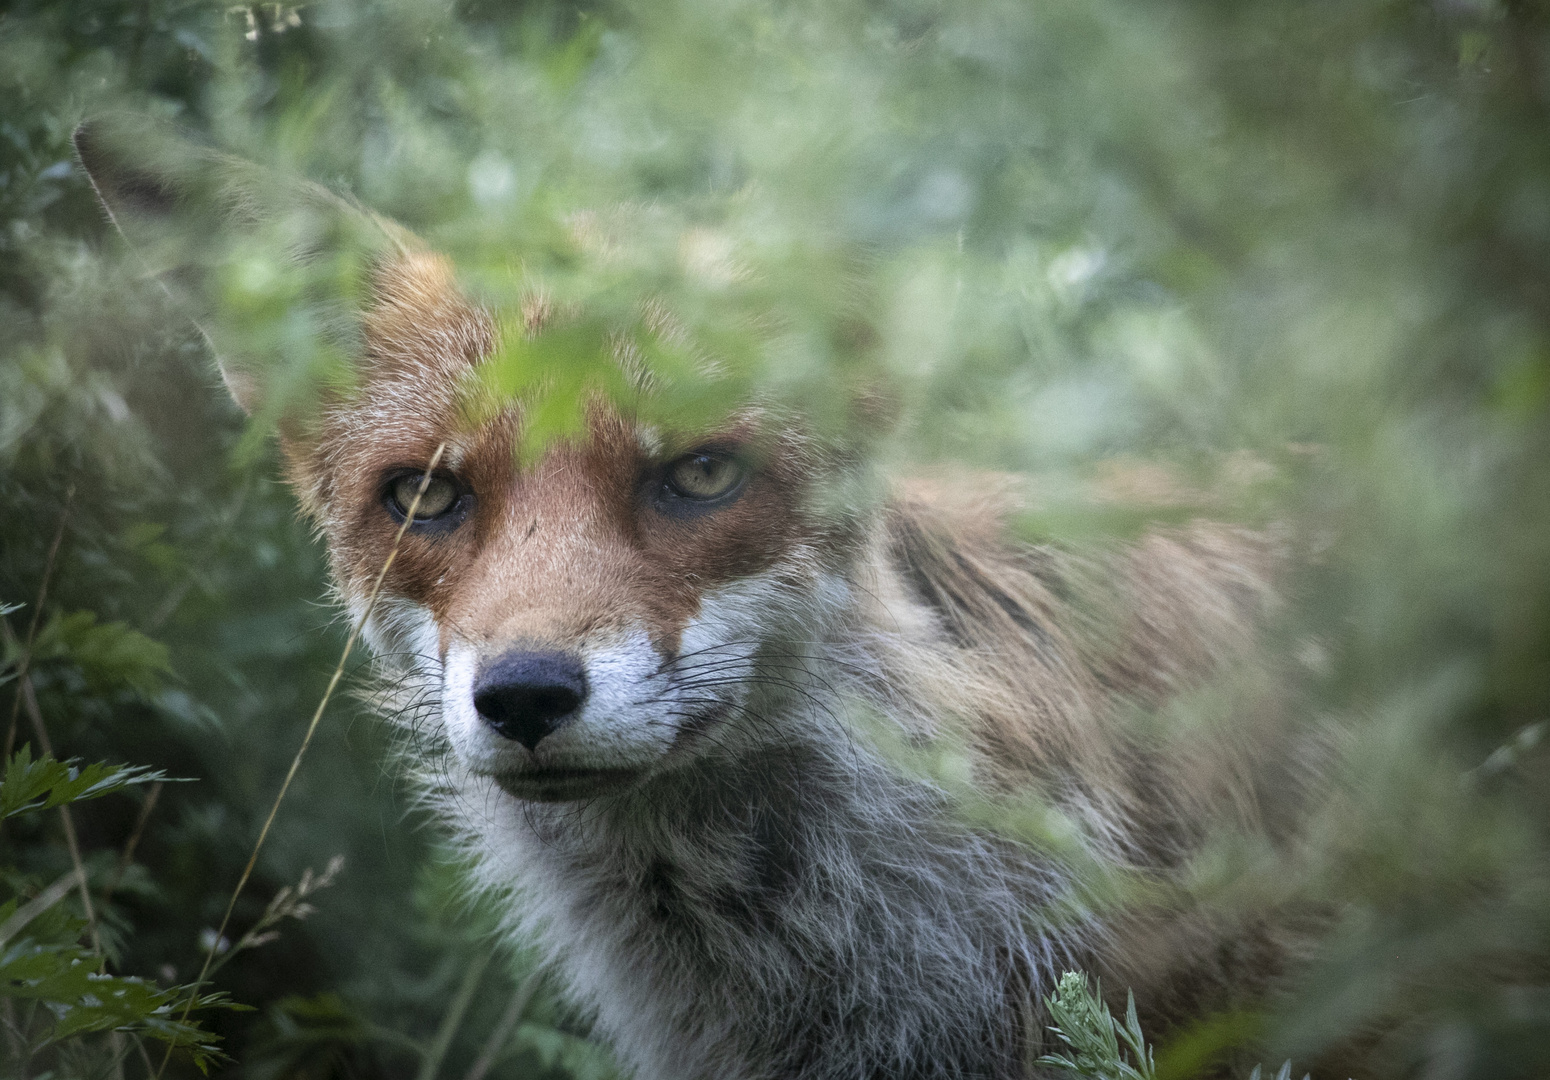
[389, 472, 460, 520]
[664, 452, 745, 501]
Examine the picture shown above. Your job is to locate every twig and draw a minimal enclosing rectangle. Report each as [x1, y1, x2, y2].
[0, 868, 83, 948]
[104, 781, 163, 903]
[131, 1034, 156, 1078]
[154, 444, 447, 1080]
[201, 854, 344, 982]
[4, 488, 73, 763]
[0, 489, 79, 986]
[462, 966, 544, 1080]
[1, 620, 103, 960]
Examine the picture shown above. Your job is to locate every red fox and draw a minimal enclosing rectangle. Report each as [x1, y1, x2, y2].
[77, 118, 1297, 1079]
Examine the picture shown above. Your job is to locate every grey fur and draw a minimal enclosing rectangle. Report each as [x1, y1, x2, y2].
[364, 507, 1253, 1080]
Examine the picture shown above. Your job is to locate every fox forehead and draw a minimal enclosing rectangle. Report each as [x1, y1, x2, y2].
[288, 253, 828, 659]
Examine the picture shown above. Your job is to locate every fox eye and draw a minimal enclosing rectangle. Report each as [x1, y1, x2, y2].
[384, 470, 466, 525]
[662, 452, 745, 503]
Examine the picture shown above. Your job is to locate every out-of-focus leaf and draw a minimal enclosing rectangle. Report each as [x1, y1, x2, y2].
[29, 611, 172, 696]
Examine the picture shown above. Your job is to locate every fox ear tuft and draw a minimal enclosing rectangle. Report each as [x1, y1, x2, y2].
[73, 114, 416, 418]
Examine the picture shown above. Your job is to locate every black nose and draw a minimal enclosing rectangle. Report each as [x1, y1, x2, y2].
[472, 651, 588, 751]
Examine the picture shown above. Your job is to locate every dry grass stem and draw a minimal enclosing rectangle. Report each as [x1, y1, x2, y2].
[104, 780, 163, 903]
[153, 443, 447, 1079]
[4, 488, 72, 762]
[462, 966, 544, 1080]
[1, 618, 103, 959]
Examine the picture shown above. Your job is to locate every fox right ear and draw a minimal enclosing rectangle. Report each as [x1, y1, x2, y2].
[74, 114, 415, 416]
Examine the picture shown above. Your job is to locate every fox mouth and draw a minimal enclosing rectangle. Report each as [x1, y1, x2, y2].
[492, 766, 643, 803]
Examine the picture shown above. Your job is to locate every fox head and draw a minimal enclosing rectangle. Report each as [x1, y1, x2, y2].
[76, 117, 866, 802]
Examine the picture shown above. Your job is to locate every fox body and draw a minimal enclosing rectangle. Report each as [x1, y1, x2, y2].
[78, 122, 1289, 1079]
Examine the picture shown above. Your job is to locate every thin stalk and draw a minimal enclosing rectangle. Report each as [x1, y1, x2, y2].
[0, 868, 82, 948]
[416, 952, 491, 1080]
[4, 488, 73, 763]
[104, 781, 163, 903]
[153, 444, 447, 1080]
[131, 1035, 155, 1078]
[2, 622, 102, 959]
[462, 966, 543, 1080]
[86, 1031, 132, 1080]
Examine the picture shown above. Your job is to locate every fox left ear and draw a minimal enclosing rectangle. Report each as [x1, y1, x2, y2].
[74, 113, 418, 417]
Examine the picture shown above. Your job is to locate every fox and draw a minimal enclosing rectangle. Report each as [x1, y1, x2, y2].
[76, 117, 1300, 1080]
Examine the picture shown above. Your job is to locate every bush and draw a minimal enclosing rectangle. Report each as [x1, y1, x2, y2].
[3, 0, 1549, 1077]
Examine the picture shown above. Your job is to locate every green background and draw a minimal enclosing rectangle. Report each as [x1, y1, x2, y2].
[2, 0, 1549, 1076]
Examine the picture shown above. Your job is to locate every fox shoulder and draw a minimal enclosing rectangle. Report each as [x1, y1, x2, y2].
[866, 468, 1283, 801]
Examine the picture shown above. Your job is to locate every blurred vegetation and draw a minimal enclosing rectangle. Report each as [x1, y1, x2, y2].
[2, 0, 1550, 1077]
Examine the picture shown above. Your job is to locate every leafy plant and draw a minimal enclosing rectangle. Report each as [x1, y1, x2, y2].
[1038, 971, 1157, 1080]
[0, 748, 234, 1075]
[6, 0, 1550, 1077]
[27, 611, 172, 697]
[0, 745, 169, 822]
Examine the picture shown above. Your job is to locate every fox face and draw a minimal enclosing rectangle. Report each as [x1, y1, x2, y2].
[69, 115, 863, 809]
[283, 253, 856, 803]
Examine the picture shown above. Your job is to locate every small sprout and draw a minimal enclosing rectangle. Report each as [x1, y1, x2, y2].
[1037, 971, 1156, 1080]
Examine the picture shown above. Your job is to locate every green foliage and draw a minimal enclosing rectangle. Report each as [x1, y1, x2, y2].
[1038, 978, 1316, 1080]
[1038, 971, 1157, 1080]
[0, 747, 231, 1072]
[25, 611, 172, 698]
[0, 936, 234, 1067]
[0, 746, 169, 821]
[4, 0, 1550, 1076]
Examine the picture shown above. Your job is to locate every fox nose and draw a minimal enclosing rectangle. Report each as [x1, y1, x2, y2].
[472, 651, 588, 751]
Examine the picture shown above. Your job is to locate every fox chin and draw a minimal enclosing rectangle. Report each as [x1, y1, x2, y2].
[78, 116, 1302, 1080]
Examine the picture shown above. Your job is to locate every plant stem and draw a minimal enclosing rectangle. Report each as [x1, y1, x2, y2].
[4, 489, 72, 764]
[1, 622, 103, 960]
[417, 951, 491, 1080]
[0, 868, 82, 948]
[153, 445, 446, 1080]
[104, 781, 163, 902]
[462, 966, 543, 1080]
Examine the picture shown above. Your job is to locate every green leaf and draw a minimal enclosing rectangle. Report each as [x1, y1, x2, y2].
[0, 937, 235, 1068]
[0, 745, 177, 821]
[1037, 971, 1156, 1080]
[30, 610, 172, 696]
